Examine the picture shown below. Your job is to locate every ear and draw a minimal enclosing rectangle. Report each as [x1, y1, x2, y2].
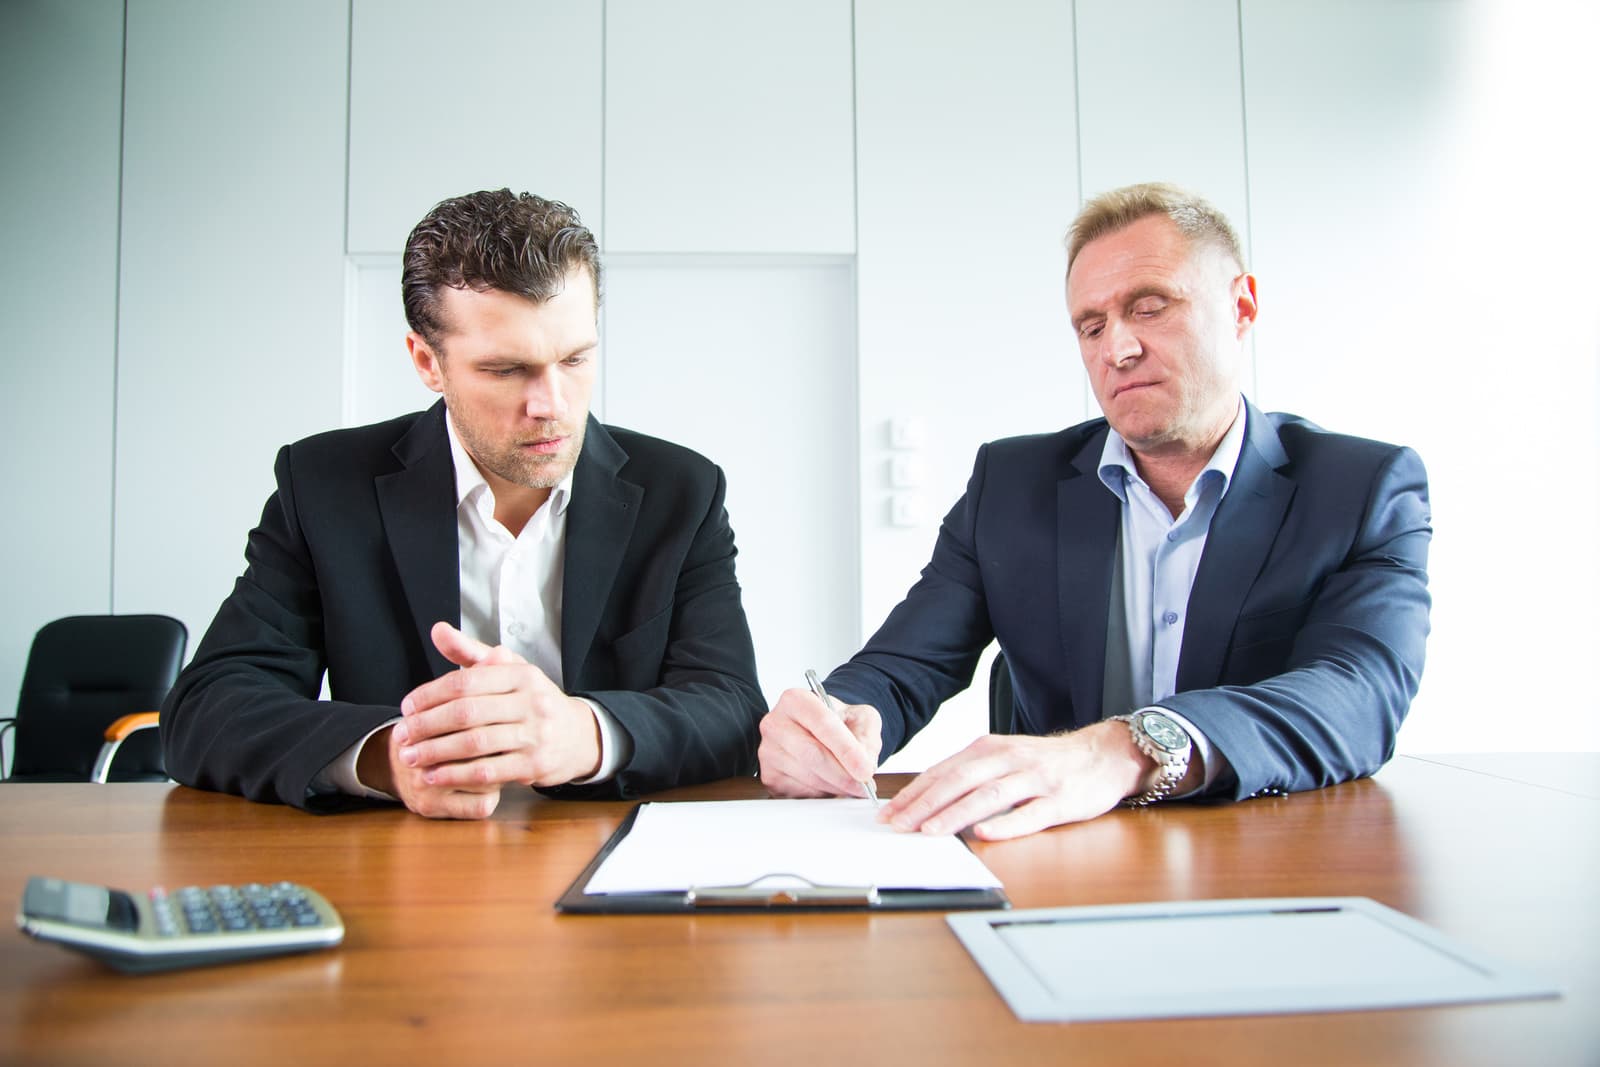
[1231, 272, 1259, 340]
[406, 331, 446, 395]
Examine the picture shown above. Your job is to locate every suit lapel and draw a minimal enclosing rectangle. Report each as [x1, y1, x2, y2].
[561, 418, 642, 683]
[1176, 402, 1295, 691]
[1056, 428, 1121, 729]
[375, 401, 459, 679]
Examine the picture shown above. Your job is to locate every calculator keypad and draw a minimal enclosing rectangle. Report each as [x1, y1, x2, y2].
[148, 883, 326, 937]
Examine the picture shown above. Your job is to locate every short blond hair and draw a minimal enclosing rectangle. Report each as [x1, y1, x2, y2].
[1066, 182, 1244, 276]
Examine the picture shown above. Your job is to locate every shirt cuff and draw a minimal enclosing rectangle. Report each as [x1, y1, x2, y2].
[309, 717, 401, 802]
[1148, 705, 1229, 798]
[571, 697, 632, 784]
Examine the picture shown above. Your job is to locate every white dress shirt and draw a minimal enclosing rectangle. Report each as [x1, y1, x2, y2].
[1095, 399, 1248, 793]
[313, 413, 631, 799]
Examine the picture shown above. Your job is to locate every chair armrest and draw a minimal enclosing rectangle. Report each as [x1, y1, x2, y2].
[0, 716, 14, 779]
[91, 711, 161, 784]
[104, 711, 161, 743]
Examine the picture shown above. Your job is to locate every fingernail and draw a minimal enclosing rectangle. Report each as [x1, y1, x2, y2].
[393, 723, 408, 744]
[400, 697, 414, 715]
[400, 746, 417, 767]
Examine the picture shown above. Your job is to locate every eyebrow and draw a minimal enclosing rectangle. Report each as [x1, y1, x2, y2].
[473, 340, 597, 366]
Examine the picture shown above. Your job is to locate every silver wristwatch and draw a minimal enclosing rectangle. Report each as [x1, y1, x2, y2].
[1114, 709, 1192, 807]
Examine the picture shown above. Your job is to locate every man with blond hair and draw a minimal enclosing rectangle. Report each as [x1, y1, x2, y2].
[760, 182, 1431, 839]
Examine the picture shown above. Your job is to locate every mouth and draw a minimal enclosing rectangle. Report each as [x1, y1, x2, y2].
[520, 437, 567, 455]
[1112, 381, 1159, 399]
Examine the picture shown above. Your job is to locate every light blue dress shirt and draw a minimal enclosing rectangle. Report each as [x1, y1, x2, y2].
[1095, 399, 1247, 792]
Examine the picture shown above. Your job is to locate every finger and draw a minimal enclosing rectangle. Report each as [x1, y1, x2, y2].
[762, 729, 863, 797]
[972, 752, 1132, 837]
[758, 763, 835, 798]
[401, 661, 543, 719]
[399, 722, 525, 771]
[910, 770, 1041, 836]
[789, 690, 880, 782]
[409, 785, 502, 820]
[758, 716, 859, 796]
[971, 795, 1084, 841]
[761, 692, 872, 796]
[402, 691, 542, 747]
[882, 742, 1021, 831]
[430, 620, 496, 668]
[419, 753, 527, 790]
[475, 643, 527, 666]
[842, 704, 884, 765]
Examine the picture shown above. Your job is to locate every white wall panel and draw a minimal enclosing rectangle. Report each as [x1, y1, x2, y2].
[115, 0, 350, 648]
[347, 0, 604, 253]
[855, 0, 1082, 770]
[1076, 0, 1250, 242]
[344, 256, 439, 428]
[1076, 0, 1254, 395]
[1243, 0, 1600, 752]
[604, 0, 855, 253]
[601, 258, 859, 707]
[0, 0, 123, 771]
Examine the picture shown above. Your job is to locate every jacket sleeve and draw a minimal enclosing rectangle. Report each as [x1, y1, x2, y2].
[557, 466, 766, 797]
[160, 445, 401, 812]
[823, 445, 999, 758]
[1163, 446, 1432, 798]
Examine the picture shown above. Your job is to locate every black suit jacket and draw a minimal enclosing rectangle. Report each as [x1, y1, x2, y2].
[162, 402, 764, 811]
[827, 401, 1432, 799]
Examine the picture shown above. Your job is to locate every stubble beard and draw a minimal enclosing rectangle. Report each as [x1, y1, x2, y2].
[460, 416, 588, 491]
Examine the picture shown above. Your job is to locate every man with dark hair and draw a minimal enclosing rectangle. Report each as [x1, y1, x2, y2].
[759, 182, 1431, 839]
[163, 189, 764, 818]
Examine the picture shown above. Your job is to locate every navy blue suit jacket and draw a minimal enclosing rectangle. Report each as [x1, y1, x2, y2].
[162, 402, 764, 811]
[827, 401, 1431, 799]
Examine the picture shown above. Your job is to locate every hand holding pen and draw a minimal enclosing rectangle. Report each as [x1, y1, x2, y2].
[805, 670, 880, 805]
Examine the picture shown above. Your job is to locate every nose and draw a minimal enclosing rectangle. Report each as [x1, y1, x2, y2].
[523, 368, 567, 421]
[1101, 315, 1142, 368]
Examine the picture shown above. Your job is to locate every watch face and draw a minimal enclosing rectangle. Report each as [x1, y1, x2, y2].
[1138, 712, 1188, 753]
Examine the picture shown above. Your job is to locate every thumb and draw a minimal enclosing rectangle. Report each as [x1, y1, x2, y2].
[476, 643, 528, 667]
[431, 621, 495, 667]
[844, 704, 884, 765]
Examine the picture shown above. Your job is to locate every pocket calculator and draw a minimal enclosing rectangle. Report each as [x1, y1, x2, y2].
[16, 876, 345, 974]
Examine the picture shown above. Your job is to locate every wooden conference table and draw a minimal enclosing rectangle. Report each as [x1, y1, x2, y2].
[1, 754, 1595, 1067]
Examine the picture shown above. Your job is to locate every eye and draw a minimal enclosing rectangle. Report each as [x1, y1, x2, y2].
[561, 354, 589, 368]
[1078, 321, 1104, 340]
[1132, 297, 1168, 319]
[484, 367, 520, 379]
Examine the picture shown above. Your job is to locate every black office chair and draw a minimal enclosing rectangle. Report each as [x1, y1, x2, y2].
[988, 651, 1015, 736]
[0, 614, 187, 783]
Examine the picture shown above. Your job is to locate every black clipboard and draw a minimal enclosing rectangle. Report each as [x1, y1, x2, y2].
[555, 804, 1011, 914]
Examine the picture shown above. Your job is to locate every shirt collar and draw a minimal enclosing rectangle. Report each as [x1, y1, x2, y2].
[444, 411, 572, 517]
[1096, 396, 1248, 505]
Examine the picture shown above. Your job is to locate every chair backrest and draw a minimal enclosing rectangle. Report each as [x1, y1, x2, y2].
[988, 651, 1015, 736]
[10, 614, 188, 781]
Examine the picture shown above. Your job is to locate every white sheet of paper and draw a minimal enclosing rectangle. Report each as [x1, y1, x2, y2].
[582, 798, 1004, 894]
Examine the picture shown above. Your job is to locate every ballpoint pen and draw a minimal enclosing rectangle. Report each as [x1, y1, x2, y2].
[804, 669, 879, 805]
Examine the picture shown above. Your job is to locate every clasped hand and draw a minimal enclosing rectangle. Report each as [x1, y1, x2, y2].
[379, 621, 602, 820]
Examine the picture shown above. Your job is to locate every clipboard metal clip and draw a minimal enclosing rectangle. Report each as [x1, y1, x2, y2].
[686, 874, 881, 909]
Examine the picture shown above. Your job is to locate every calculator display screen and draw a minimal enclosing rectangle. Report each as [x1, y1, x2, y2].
[23, 878, 139, 932]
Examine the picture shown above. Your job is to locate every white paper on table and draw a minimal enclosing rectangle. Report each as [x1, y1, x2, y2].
[582, 798, 1004, 894]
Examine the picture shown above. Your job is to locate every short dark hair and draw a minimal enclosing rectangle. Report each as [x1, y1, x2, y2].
[401, 189, 602, 349]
